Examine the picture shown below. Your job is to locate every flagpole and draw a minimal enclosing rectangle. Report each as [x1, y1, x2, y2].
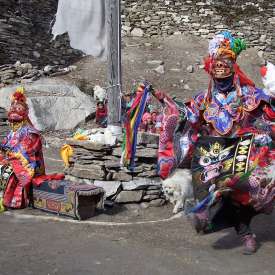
[106, 0, 122, 128]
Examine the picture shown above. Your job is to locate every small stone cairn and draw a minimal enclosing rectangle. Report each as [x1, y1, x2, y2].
[65, 132, 166, 207]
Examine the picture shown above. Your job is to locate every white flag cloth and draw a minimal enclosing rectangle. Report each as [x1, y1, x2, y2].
[52, 0, 106, 59]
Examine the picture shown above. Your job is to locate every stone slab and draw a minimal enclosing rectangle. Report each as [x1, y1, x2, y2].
[112, 171, 133, 182]
[67, 139, 111, 152]
[94, 180, 122, 198]
[122, 178, 161, 191]
[142, 194, 162, 201]
[68, 164, 105, 180]
[135, 148, 158, 158]
[137, 132, 159, 145]
[115, 190, 144, 203]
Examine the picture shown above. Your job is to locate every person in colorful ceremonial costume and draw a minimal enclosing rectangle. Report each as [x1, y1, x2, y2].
[121, 81, 186, 176]
[0, 87, 45, 209]
[181, 31, 275, 255]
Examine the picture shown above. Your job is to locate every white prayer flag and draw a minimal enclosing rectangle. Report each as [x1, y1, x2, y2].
[52, 0, 106, 59]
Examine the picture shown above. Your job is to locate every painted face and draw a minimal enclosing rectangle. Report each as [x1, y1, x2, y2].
[8, 102, 28, 123]
[211, 58, 234, 79]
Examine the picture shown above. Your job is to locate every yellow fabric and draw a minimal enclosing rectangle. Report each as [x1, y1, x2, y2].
[0, 198, 5, 213]
[60, 144, 74, 167]
[73, 133, 88, 141]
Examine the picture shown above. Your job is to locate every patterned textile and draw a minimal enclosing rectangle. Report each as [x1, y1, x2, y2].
[33, 180, 105, 220]
[0, 124, 45, 208]
[191, 135, 254, 202]
[156, 93, 179, 179]
[191, 134, 274, 213]
[187, 85, 272, 136]
[246, 151, 275, 212]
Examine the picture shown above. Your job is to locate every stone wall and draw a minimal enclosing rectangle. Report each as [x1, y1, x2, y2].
[122, 0, 275, 62]
[0, 0, 82, 66]
[0, 0, 274, 67]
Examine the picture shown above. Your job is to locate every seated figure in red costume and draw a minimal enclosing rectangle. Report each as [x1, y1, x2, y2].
[0, 87, 45, 209]
[95, 101, 108, 127]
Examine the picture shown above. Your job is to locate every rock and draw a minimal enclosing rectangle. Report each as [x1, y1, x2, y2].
[144, 42, 152, 47]
[170, 68, 181, 73]
[94, 181, 122, 198]
[115, 190, 144, 203]
[122, 25, 131, 34]
[186, 65, 194, 73]
[131, 28, 144, 37]
[122, 178, 161, 191]
[138, 170, 158, 177]
[112, 171, 132, 182]
[143, 194, 161, 201]
[268, 17, 275, 25]
[199, 64, 205, 70]
[137, 132, 159, 145]
[198, 29, 209, 34]
[112, 147, 122, 157]
[104, 160, 121, 169]
[147, 184, 162, 190]
[257, 51, 264, 59]
[68, 164, 105, 180]
[259, 34, 267, 43]
[135, 147, 158, 158]
[64, 174, 93, 185]
[44, 65, 55, 74]
[33, 51, 41, 58]
[68, 65, 77, 72]
[67, 139, 110, 152]
[183, 84, 191, 90]
[140, 202, 150, 209]
[149, 199, 166, 207]
[0, 79, 96, 131]
[145, 190, 162, 196]
[146, 60, 164, 66]
[153, 64, 165, 74]
[0, 69, 16, 81]
[146, 143, 158, 149]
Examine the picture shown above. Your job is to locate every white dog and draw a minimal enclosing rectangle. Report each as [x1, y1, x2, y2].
[162, 169, 194, 214]
[94, 85, 107, 102]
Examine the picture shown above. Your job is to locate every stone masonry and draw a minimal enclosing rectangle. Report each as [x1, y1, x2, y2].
[0, 0, 274, 67]
[122, 0, 275, 62]
[64, 132, 166, 206]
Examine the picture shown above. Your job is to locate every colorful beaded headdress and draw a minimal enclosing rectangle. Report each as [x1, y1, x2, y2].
[11, 86, 27, 106]
[208, 31, 246, 61]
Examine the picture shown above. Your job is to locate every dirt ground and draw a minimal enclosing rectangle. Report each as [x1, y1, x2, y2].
[1, 210, 274, 275]
[61, 34, 264, 100]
